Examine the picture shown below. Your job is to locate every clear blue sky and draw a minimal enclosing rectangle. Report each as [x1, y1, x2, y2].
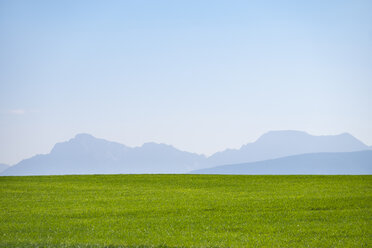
[1, 0, 371, 165]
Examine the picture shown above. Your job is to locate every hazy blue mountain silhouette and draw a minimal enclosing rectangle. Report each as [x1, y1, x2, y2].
[0, 164, 9, 173]
[191, 151, 372, 175]
[1, 134, 206, 176]
[1, 131, 370, 176]
[207, 130, 368, 166]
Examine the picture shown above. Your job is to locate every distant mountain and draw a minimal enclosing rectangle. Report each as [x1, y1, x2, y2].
[0, 164, 9, 173]
[1, 134, 206, 176]
[191, 151, 372, 175]
[207, 130, 369, 167]
[1, 131, 370, 176]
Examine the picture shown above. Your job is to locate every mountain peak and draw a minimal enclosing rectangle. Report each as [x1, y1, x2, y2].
[74, 133, 96, 140]
[256, 130, 310, 143]
[142, 142, 172, 148]
[50, 133, 125, 156]
[264, 130, 308, 135]
[255, 130, 363, 144]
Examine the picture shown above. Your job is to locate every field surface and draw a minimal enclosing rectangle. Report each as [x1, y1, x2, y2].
[0, 175, 371, 247]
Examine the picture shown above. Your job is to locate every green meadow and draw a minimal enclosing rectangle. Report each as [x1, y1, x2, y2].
[0, 175, 371, 247]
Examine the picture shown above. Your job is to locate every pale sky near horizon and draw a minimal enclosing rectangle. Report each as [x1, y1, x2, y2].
[1, 0, 372, 165]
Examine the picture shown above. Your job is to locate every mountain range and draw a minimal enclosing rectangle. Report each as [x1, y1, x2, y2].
[1, 130, 371, 176]
[206, 130, 368, 166]
[1, 134, 206, 176]
[191, 150, 372, 175]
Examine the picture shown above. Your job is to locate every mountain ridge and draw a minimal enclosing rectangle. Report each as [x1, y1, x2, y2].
[207, 130, 368, 166]
[1, 134, 206, 176]
[191, 150, 372, 175]
[1, 130, 370, 176]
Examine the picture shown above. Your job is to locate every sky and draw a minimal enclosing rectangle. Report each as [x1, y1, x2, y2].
[1, 0, 372, 165]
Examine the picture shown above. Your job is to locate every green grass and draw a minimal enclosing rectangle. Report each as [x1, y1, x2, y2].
[0, 175, 371, 247]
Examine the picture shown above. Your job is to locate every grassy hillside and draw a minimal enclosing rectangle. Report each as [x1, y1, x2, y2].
[0, 175, 371, 247]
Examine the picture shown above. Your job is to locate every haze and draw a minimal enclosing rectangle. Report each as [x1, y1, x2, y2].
[1, 0, 372, 165]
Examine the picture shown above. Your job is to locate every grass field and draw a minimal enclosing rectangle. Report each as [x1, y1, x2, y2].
[0, 175, 371, 247]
